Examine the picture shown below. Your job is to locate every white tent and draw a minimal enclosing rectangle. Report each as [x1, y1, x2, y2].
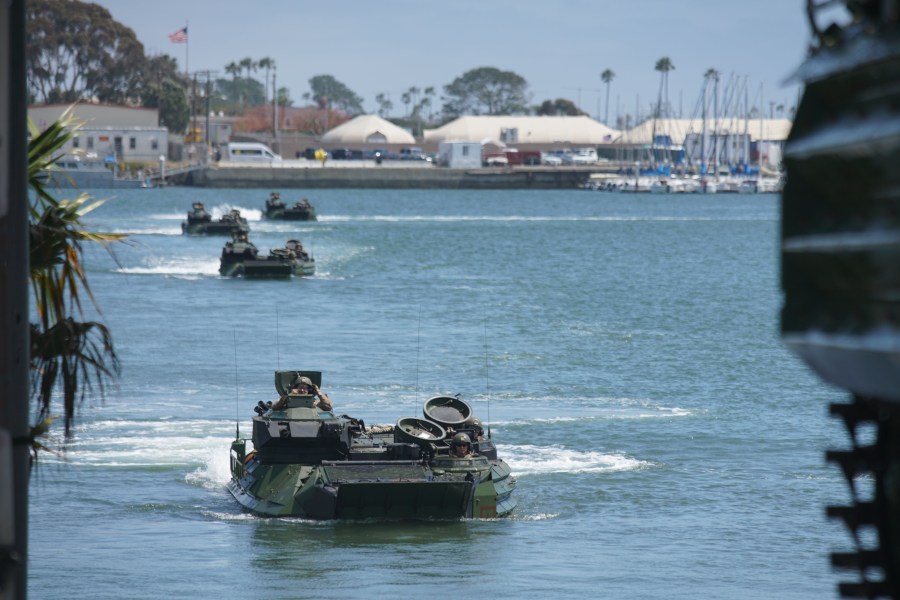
[321, 114, 415, 145]
[423, 115, 619, 145]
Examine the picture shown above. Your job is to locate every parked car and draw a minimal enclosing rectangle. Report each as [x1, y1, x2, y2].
[541, 152, 563, 166]
[568, 148, 599, 165]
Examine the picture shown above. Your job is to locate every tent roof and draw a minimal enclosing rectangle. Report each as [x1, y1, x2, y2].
[423, 115, 620, 145]
[321, 114, 415, 144]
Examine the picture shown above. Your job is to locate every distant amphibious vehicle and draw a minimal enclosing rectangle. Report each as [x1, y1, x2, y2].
[182, 204, 250, 236]
[219, 234, 315, 278]
[264, 192, 317, 221]
[227, 371, 517, 519]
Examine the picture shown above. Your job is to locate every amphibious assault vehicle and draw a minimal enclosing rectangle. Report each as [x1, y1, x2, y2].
[264, 192, 317, 221]
[227, 371, 517, 519]
[182, 204, 250, 236]
[219, 234, 315, 278]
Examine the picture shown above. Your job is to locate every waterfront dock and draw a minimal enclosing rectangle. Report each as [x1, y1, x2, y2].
[183, 161, 604, 189]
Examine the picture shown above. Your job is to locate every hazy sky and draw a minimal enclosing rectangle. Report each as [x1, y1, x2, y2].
[96, 0, 810, 122]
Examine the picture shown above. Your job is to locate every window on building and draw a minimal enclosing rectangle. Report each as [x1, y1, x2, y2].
[462, 146, 469, 156]
[151, 138, 158, 150]
[72, 136, 79, 148]
[129, 137, 136, 150]
[501, 128, 518, 143]
[87, 137, 94, 149]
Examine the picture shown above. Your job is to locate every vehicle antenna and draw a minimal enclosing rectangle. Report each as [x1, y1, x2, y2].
[414, 305, 421, 412]
[233, 328, 240, 440]
[483, 310, 492, 440]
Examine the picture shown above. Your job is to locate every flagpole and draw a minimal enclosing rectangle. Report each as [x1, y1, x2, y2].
[185, 20, 189, 77]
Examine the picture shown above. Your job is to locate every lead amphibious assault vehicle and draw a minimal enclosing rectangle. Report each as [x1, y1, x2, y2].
[227, 371, 517, 519]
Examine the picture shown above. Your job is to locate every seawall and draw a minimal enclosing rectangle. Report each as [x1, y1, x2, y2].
[185, 165, 595, 189]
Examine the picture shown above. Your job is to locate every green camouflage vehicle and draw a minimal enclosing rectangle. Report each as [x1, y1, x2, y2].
[264, 192, 317, 221]
[227, 371, 517, 519]
[183, 205, 250, 236]
[219, 235, 315, 278]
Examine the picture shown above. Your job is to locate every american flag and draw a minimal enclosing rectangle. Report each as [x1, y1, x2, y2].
[168, 27, 188, 43]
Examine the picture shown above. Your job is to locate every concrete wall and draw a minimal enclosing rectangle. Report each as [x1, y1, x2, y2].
[188, 166, 591, 189]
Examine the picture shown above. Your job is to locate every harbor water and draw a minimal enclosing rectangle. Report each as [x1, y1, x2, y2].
[29, 187, 849, 599]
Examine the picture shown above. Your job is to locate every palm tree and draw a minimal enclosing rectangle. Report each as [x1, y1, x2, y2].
[423, 86, 436, 122]
[654, 57, 675, 118]
[224, 61, 241, 110]
[27, 108, 125, 437]
[239, 57, 257, 109]
[258, 57, 275, 104]
[601, 69, 615, 125]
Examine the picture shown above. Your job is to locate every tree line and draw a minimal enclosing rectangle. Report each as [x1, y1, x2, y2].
[25, 0, 662, 135]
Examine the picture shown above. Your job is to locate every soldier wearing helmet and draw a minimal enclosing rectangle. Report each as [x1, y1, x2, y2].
[450, 432, 474, 458]
[464, 416, 485, 440]
[273, 375, 333, 411]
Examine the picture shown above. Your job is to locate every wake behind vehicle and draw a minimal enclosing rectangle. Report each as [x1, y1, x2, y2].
[227, 370, 517, 519]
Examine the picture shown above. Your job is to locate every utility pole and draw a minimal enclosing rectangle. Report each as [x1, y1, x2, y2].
[193, 70, 217, 150]
[272, 67, 278, 151]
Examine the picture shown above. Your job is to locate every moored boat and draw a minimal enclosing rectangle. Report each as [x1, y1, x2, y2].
[265, 192, 317, 221]
[227, 371, 517, 519]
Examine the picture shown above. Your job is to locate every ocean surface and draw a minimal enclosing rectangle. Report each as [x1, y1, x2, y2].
[29, 187, 850, 599]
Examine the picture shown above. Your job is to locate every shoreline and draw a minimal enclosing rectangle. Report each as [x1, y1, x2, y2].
[183, 164, 598, 189]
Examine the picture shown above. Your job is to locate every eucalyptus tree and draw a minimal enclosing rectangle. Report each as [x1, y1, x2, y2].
[142, 54, 190, 132]
[442, 67, 530, 117]
[601, 69, 615, 124]
[26, 0, 146, 103]
[536, 98, 584, 116]
[277, 87, 293, 107]
[308, 74, 364, 115]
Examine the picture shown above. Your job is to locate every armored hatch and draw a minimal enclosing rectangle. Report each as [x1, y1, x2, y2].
[274, 370, 322, 396]
[394, 417, 446, 446]
[423, 395, 472, 429]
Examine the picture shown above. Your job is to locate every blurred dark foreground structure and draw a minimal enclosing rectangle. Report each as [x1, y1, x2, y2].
[783, 1, 900, 597]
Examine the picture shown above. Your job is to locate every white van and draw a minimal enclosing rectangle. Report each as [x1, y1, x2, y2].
[226, 142, 282, 163]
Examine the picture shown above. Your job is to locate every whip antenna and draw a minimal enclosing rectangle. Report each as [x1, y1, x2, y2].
[233, 328, 240, 440]
[483, 311, 492, 440]
[275, 303, 281, 370]
[414, 305, 421, 412]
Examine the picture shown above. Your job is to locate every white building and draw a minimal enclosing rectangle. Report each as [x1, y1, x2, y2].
[28, 103, 169, 162]
[424, 115, 620, 147]
[438, 142, 482, 168]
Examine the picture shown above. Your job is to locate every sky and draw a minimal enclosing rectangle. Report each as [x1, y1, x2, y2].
[95, 0, 811, 124]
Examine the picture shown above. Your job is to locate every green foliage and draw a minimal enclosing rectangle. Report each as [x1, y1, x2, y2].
[535, 98, 585, 116]
[26, 0, 146, 104]
[442, 67, 529, 117]
[213, 77, 266, 114]
[308, 75, 364, 115]
[28, 109, 125, 435]
[142, 55, 190, 133]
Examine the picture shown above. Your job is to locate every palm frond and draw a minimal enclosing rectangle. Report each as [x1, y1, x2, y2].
[28, 108, 127, 439]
